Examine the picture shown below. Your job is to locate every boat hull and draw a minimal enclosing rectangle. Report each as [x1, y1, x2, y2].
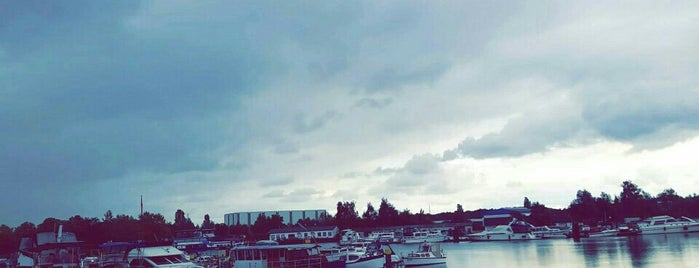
[345, 254, 384, 268]
[401, 237, 446, 244]
[640, 224, 699, 235]
[468, 233, 537, 241]
[403, 257, 447, 266]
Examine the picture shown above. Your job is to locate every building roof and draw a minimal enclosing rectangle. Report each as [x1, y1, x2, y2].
[269, 225, 338, 234]
[482, 207, 532, 217]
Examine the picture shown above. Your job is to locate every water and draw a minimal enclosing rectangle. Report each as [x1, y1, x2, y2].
[387, 233, 699, 267]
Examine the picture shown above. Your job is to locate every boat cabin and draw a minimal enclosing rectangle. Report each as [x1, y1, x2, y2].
[230, 243, 333, 268]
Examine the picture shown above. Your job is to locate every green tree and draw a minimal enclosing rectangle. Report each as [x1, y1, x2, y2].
[378, 198, 399, 226]
[362, 203, 378, 226]
[0, 224, 16, 254]
[65, 215, 101, 247]
[657, 188, 683, 216]
[596, 192, 614, 224]
[523, 197, 532, 208]
[335, 201, 359, 228]
[37, 218, 63, 232]
[619, 180, 652, 218]
[569, 189, 599, 225]
[174, 209, 195, 230]
[453, 204, 466, 223]
[14, 222, 36, 238]
[139, 212, 171, 241]
[103, 210, 114, 221]
[202, 214, 214, 229]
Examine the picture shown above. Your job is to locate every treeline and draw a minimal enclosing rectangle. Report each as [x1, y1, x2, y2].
[569, 180, 699, 226]
[2, 180, 697, 255]
[0, 210, 231, 255]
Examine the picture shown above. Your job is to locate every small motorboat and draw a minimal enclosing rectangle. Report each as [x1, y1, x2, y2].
[401, 242, 446, 267]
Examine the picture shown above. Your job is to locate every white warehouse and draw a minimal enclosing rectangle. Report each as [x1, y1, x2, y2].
[224, 209, 328, 226]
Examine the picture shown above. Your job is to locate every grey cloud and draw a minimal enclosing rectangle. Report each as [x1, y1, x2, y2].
[273, 141, 300, 154]
[581, 88, 699, 145]
[354, 98, 393, 109]
[261, 177, 295, 187]
[372, 154, 461, 196]
[341, 172, 365, 179]
[373, 167, 399, 176]
[293, 111, 340, 133]
[403, 154, 440, 175]
[262, 190, 286, 199]
[451, 108, 584, 159]
[281, 188, 322, 203]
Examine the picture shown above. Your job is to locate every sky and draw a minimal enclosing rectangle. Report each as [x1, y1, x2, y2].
[1, 0, 699, 227]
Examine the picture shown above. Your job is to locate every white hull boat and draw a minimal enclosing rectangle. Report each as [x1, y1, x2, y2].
[638, 215, 699, 235]
[401, 231, 446, 244]
[468, 220, 538, 241]
[587, 229, 619, 238]
[401, 242, 446, 267]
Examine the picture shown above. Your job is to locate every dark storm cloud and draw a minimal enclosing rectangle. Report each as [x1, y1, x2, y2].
[581, 88, 699, 142]
[0, 1, 270, 224]
[1, 2, 256, 184]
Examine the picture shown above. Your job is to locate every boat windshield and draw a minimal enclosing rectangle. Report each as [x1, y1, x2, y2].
[147, 255, 189, 265]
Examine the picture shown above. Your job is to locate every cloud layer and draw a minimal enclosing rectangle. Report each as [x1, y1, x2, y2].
[2, 1, 699, 226]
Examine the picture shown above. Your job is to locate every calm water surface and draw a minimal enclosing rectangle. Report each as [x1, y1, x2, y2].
[388, 233, 699, 267]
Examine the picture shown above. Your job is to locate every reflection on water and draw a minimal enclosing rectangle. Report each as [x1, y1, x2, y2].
[388, 233, 699, 267]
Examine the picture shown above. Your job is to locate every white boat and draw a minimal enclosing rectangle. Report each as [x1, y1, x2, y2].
[531, 226, 568, 239]
[401, 230, 446, 244]
[637, 215, 699, 235]
[230, 241, 345, 268]
[468, 220, 538, 241]
[401, 242, 446, 267]
[99, 242, 202, 268]
[340, 229, 363, 246]
[340, 241, 388, 268]
[127, 246, 201, 268]
[342, 251, 385, 268]
[586, 229, 619, 238]
[366, 231, 398, 243]
[20, 227, 83, 268]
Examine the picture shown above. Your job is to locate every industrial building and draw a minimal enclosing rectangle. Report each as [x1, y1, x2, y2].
[224, 209, 328, 226]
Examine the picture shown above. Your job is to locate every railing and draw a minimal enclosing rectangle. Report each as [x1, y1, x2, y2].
[264, 256, 325, 268]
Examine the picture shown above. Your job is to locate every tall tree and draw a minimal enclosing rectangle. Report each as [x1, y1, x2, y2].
[0, 224, 16, 254]
[139, 212, 171, 241]
[657, 188, 683, 216]
[378, 198, 399, 226]
[103, 210, 114, 221]
[37, 218, 62, 232]
[14, 222, 36, 238]
[569, 189, 599, 225]
[523, 197, 532, 208]
[453, 204, 466, 223]
[619, 180, 651, 218]
[174, 209, 195, 230]
[362, 203, 378, 226]
[335, 201, 359, 228]
[202, 214, 214, 229]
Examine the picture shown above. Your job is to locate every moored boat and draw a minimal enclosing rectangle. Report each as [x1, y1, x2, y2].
[99, 241, 202, 268]
[531, 226, 569, 239]
[20, 227, 83, 268]
[637, 215, 699, 235]
[230, 241, 345, 268]
[586, 229, 619, 238]
[340, 229, 367, 246]
[400, 230, 446, 244]
[468, 220, 538, 241]
[401, 242, 446, 267]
